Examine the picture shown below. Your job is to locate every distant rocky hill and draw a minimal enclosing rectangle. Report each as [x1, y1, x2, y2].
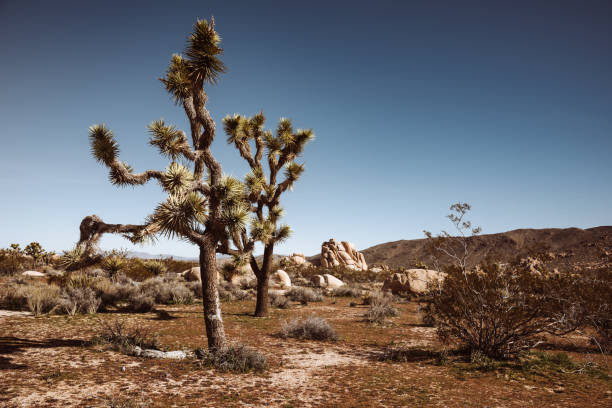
[360, 226, 612, 271]
[309, 227, 611, 271]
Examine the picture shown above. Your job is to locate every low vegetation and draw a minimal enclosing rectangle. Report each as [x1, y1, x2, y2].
[280, 316, 338, 341]
[196, 344, 268, 373]
[364, 291, 398, 324]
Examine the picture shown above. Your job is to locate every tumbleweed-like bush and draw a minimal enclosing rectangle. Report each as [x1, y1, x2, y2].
[280, 316, 338, 341]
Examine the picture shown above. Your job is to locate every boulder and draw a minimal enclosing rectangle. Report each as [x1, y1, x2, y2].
[132, 346, 190, 359]
[323, 274, 345, 289]
[382, 269, 445, 296]
[22, 270, 45, 277]
[311, 274, 326, 288]
[319, 238, 367, 271]
[180, 267, 222, 283]
[270, 269, 291, 288]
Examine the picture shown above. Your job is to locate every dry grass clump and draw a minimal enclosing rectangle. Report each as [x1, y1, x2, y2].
[92, 319, 159, 353]
[286, 287, 323, 304]
[280, 316, 338, 341]
[196, 344, 267, 373]
[364, 291, 398, 324]
[269, 292, 289, 309]
[378, 346, 440, 363]
[26, 284, 62, 316]
[332, 285, 363, 297]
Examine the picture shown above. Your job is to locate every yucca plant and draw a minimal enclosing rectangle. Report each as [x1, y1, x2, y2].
[221, 113, 313, 316]
[72, 18, 247, 350]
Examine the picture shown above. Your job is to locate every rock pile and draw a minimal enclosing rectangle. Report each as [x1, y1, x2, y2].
[382, 269, 446, 296]
[282, 253, 312, 268]
[320, 239, 367, 271]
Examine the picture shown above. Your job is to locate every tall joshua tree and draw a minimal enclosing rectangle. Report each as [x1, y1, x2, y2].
[219, 113, 313, 317]
[75, 19, 248, 350]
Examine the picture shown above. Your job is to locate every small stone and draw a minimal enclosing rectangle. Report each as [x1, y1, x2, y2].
[553, 387, 565, 393]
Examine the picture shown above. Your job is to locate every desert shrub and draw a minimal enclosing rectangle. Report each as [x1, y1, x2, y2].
[378, 346, 438, 362]
[280, 316, 338, 341]
[60, 287, 101, 314]
[423, 263, 593, 359]
[269, 292, 289, 309]
[101, 252, 126, 279]
[25, 284, 62, 316]
[218, 281, 250, 301]
[332, 285, 363, 297]
[286, 287, 323, 303]
[185, 281, 202, 299]
[140, 276, 194, 305]
[92, 319, 159, 353]
[0, 283, 30, 309]
[364, 291, 398, 324]
[197, 343, 267, 373]
[142, 260, 167, 276]
[127, 293, 155, 313]
[573, 268, 612, 353]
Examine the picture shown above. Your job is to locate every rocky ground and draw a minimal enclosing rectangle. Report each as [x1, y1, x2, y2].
[1, 297, 610, 407]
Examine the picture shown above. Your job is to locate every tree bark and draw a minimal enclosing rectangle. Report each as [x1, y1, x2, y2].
[254, 243, 274, 317]
[199, 238, 227, 350]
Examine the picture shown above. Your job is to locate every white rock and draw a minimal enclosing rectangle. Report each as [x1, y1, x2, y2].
[270, 269, 291, 288]
[323, 274, 345, 289]
[311, 274, 326, 288]
[22, 271, 45, 277]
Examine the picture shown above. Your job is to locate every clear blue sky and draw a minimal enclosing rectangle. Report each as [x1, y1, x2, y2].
[1, 0, 610, 258]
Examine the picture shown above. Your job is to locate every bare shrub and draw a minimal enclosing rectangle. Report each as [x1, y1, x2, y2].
[378, 346, 438, 362]
[197, 344, 267, 373]
[0, 283, 29, 310]
[218, 281, 250, 301]
[364, 291, 398, 324]
[92, 319, 159, 353]
[332, 285, 363, 297]
[423, 263, 590, 359]
[269, 292, 289, 309]
[280, 316, 338, 341]
[286, 287, 323, 303]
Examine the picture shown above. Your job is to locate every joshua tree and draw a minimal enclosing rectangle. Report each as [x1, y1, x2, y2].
[220, 113, 313, 317]
[73, 19, 248, 350]
[8, 243, 23, 274]
[24, 242, 45, 269]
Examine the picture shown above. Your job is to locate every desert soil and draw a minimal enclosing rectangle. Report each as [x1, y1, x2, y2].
[1, 299, 611, 407]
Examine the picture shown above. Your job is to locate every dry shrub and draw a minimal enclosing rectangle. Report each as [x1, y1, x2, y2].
[60, 287, 101, 315]
[269, 292, 289, 309]
[142, 260, 167, 276]
[185, 281, 203, 299]
[379, 346, 439, 362]
[0, 283, 30, 309]
[332, 285, 363, 297]
[140, 276, 194, 305]
[218, 282, 250, 301]
[286, 287, 323, 303]
[423, 263, 602, 359]
[280, 316, 338, 341]
[197, 344, 267, 373]
[127, 293, 155, 313]
[92, 319, 159, 353]
[364, 291, 398, 324]
[24, 285, 61, 315]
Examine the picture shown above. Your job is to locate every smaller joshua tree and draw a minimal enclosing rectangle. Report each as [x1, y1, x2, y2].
[220, 113, 313, 317]
[24, 242, 45, 269]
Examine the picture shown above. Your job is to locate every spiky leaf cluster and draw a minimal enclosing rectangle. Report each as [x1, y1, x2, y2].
[273, 224, 292, 244]
[148, 119, 190, 160]
[89, 124, 118, 166]
[162, 162, 194, 194]
[148, 192, 207, 239]
[161, 54, 191, 104]
[249, 218, 275, 244]
[185, 19, 227, 85]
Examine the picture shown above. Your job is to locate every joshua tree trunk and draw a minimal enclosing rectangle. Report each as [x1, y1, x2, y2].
[253, 243, 274, 317]
[199, 237, 227, 350]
